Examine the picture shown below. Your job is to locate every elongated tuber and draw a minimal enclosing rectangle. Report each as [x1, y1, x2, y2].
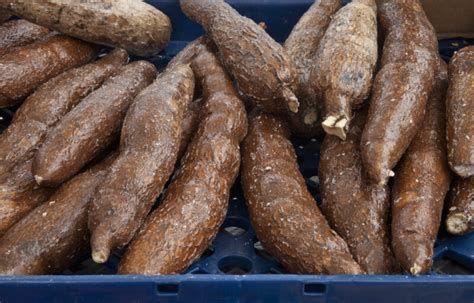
[284, 0, 341, 137]
[0, 35, 96, 108]
[89, 65, 195, 264]
[311, 0, 378, 140]
[32, 61, 156, 187]
[319, 108, 397, 274]
[446, 177, 474, 236]
[180, 0, 299, 114]
[119, 49, 247, 275]
[0, 19, 50, 57]
[361, 0, 438, 185]
[391, 61, 451, 275]
[0, 49, 128, 176]
[446, 46, 474, 177]
[241, 112, 363, 274]
[1, 0, 171, 56]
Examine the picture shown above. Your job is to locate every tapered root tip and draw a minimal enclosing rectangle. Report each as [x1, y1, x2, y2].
[92, 249, 110, 264]
[322, 116, 348, 140]
[279, 87, 299, 113]
[410, 263, 422, 275]
[34, 175, 44, 185]
[446, 213, 469, 235]
[90, 227, 112, 264]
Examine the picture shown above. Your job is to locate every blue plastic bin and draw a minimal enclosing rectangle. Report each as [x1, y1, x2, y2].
[0, 1, 473, 302]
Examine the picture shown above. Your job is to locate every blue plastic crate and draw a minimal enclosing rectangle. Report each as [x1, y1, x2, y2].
[0, 1, 473, 302]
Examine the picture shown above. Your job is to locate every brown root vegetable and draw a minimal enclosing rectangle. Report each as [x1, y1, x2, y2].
[0, 152, 116, 275]
[180, 0, 299, 114]
[0, 19, 50, 57]
[1, 0, 171, 57]
[167, 37, 216, 157]
[178, 98, 202, 161]
[284, 0, 341, 138]
[32, 61, 156, 187]
[0, 158, 52, 237]
[241, 112, 363, 274]
[89, 64, 195, 264]
[446, 177, 474, 236]
[391, 61, 451, 276]
[360, 0, 438, 185]
[167, 36, 214, 70]
[166, 36, 216, 98]
[118, 49, 247, 275]
[0, 35, 97, 108]
[310, 0, 377, 140]
[319, 109, 397, 274]
[0, 49, 129, 176]
[446, 46, 474, 177]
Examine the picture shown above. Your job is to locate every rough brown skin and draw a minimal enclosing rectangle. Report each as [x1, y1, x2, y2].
[446, 177, 474, 236]
[360, 0, 438, 185]
[0, 153, 116, 275]
[0, 35, 96, 108]
[118, 50, 247, 275]
[319, 109, 397, 274]
[310, 0, 377, 140]
[89, 65, 195, 264]
[180, 0, 299, 114]
[0, 49, 129, 177]
[167, 36, 214, 70]
[446, 46, 474, 177]
[1, 0, 171, 57]
[32, 61, 156, 187]
[178, 99, 202, 161]
[241, 113, 363, 274]
[391, 61, 451, 276]
[0, 158, 52, 237]
[284, 0, 341, 138]
[166, 36, 216, 97]
[0, 19, 50, 57]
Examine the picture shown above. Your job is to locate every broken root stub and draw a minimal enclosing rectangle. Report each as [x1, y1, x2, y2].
[446, 213, 469, 235]
[279, 87, 299, 113]
[322, 115, 348, 140]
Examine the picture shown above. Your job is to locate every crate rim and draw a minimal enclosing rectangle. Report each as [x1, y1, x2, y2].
[1, 274, 473, 283]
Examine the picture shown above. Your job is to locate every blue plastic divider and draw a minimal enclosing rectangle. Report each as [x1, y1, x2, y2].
[0, 1, 473, 302]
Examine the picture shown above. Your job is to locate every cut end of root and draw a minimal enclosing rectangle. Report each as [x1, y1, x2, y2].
[34, 175, 44, 185]
[303, 110, 318, 125]
[453, 165, 474, 178]
[279, 87, 299, 113]
[322, 116, 348, 140]
[410, 263, 422, 275]
[92, 249, 110, 264]
[446, 213, 469, 235]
